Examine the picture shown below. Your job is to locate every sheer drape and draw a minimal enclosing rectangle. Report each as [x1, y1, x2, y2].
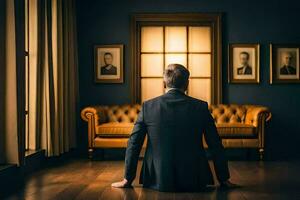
[28, 0, 79, 156]
[0, 0, 25, 165]
[0, 0, 78, 162]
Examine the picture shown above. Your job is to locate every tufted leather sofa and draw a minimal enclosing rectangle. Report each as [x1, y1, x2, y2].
[81, 104, 271, 160]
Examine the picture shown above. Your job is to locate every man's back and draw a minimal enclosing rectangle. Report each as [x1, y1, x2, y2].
[125, 90, 229, 192]
[114, 64, 231, 192]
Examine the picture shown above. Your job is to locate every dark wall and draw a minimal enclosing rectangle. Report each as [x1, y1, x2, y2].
[76, 0, 300, 160]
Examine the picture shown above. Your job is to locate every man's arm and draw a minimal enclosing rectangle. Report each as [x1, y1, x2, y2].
[203, 102, 230, 183]
[112, 103, 147, 188]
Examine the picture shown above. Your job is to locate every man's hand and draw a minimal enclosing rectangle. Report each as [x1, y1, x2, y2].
[220, 180, 240, 189]
[111, 179, 132, 188]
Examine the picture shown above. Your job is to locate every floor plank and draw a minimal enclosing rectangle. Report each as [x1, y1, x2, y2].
[4, 159, 300, 200]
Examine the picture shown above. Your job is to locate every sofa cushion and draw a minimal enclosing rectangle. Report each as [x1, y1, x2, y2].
[216, 123, 257, 138]
[96, 122, 256, 139]
[96, 122, 134, 138]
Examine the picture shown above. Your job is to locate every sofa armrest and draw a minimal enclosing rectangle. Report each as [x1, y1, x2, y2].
[245, 105, 272, 149]
[81, 106, 106, 123]
[81, 106, 107, 148]
[245, 106, 272, 127]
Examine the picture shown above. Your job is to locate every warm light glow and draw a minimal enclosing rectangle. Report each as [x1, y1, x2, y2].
[141, 54, 164, 77]
[140, 25, 212, 103]
[141, 27, 164, 52]
[165, 54, 187, 68]
[189, 54, 211, 77]
[165, 26, 187, 52]
[188, 79, 211, 103]
[189, 27, 211, 52]
[141, 79, 164, 102]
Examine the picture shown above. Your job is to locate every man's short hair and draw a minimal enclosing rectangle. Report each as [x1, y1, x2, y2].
[163, 64, 190, 89]
[104, 52, 113, 57]
[240, 51, 250, 59]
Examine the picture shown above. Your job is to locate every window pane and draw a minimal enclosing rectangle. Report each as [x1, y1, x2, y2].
[141, 78, 164, 102]
[141, 54, 163, 77]
[141, 27, 163, 52]
[189, 27, 211, 52]
[165, 54, 187, 68]
[25, 55, 29, 150]
[189, 54, 211, 77]
[165, 26, 187, 52]
[25, 113, 29, 149]
[188, 79, 211, 104]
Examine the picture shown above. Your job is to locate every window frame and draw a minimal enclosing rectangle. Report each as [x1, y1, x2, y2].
[24, 0, 30, 151]
[131, 13, 222, 104]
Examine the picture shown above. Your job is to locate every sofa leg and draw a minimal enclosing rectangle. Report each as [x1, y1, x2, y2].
[88, 148, 94, 159]
[259, 148, 264, 160]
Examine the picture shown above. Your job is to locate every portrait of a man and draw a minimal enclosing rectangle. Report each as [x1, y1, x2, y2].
[270, 45, 300, 83]
[229, 44, 259, 83]
[280, 52, 296, 75]
[100, 52, 118, 75]
[94, 44, 124, 83]
[237, 52, 252, 75]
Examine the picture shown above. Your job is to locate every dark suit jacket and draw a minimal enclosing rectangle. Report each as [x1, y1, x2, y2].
[124, 90, 230, 192]
[237, 65, 252, 75]
[101, 65, 117, 75]
[280, 65, 296, 75]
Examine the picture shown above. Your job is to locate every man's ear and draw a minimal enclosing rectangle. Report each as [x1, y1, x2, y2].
[163, 81, 166, 89]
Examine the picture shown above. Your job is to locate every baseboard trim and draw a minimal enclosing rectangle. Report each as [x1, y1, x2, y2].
[23, 149, 46, 174]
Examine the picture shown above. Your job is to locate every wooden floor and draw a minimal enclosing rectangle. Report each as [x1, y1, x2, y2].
[3, 159, 300, 200]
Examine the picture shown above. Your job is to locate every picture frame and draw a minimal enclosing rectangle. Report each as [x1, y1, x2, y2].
[228, 44, 260, 83]
[270, 44, 300, 84]
[94, 44, 124, 83]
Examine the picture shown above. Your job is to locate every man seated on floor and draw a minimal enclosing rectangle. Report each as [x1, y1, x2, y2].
[112, 64, 236, 192]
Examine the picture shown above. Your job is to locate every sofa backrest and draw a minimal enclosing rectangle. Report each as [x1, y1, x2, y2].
[209, 104, 246, 124]
[101, 104, 141, 123]
[99, 104, 248, 124]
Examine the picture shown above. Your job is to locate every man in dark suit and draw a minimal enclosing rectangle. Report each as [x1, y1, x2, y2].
[112, 64, 235, 192]
[237, 51, 252, 75]
[280, 52, 297, 75]
[100, 52, 117, 75]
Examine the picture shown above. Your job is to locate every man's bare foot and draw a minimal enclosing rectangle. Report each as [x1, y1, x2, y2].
[111, 179, 132, 188]
[220, 180, 240, 189]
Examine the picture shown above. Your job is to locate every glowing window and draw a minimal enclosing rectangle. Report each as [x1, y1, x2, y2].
[140, 26, 212, 103]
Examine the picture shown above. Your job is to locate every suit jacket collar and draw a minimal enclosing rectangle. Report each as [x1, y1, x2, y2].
[166, 88, 186, 96]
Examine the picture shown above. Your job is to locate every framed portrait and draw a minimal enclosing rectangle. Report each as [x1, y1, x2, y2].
[270, 44, 300, 84]
[228, 44, 260, 83]
[94, 44, 124, 83]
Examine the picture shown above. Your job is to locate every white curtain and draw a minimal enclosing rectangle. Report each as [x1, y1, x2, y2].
[28, 0, 79, 156]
